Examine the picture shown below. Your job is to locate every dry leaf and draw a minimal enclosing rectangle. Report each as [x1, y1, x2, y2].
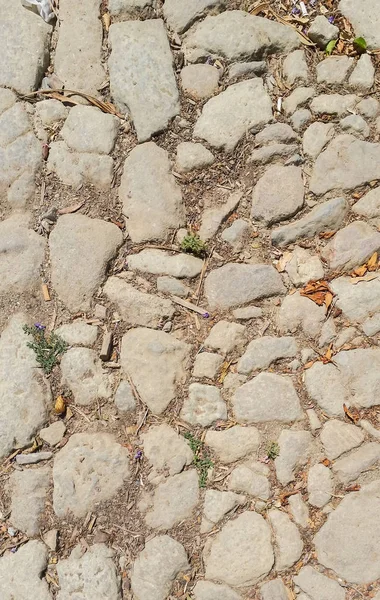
[102, 12, 111, 31]
[367, 251, 378, 271]
[321, 458, 331, 467]
[319, 230, 336, 239]
[58, 201, 85, 215]
[321, 343, 334, 364]
[350, 273, 378, 284]
[345, 483, 361, 492]
[218, 361, 231, 384]
[276, 251, 292, 273]
[300, 280, 334, 309]
[303, 360, 315, 370]
[55, 395, 66, 415]
[279, 490, 298, 505]
[351, 265, 367, 277]
[352, 191, 364, 199]
[324, 291, 334, 310]
[343, 403, 359, 424]
[25, 88, 124, 118]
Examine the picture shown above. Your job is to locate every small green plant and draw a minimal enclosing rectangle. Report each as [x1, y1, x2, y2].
[325, 39, 337, 55]
[353, 36, 367, 54]
[267, 441, 280, 460]
[23, 323, 68, 374]
[185, 431, 213, 487]
[180, 233, 207, 258]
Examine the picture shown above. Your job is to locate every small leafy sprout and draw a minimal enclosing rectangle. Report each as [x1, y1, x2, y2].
[353, 36, 367, 54]
[23, 324, 68, 374]
[184, 432, 213, 488]
[325, 39, 337, 55]
[267, 442, 280, 460]
[180, 233, 207, 258]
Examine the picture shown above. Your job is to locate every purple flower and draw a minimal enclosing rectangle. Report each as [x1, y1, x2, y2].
[203, 312, 210, 319]
[291, 6, 300, 14]
[328, 16, 334, 23]
[309, 0, 317, 6]
[134, 450, 143, 460]
[34, 323, 45, 330]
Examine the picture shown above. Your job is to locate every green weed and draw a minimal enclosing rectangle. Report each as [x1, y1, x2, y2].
[185, 431, 213, 488]
[23, 324, 68, 374]
[180, 233, 207, 258]
[267, 441, 280, 460]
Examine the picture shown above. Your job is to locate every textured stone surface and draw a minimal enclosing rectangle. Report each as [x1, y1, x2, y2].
[0, 540, 51, 600]
[8, 468, 49, 536]
[181, 64, 220, 100]
[310, 94, 358, 116]
[332, 274, 380, 322]
[275, 430, 313, 485]
[260, 579, 289, 600]
[228, 60, 266, 80]
[228, 461, 270, 500]
[303, 122, 335, 159]
[256, 123, 298, 144]
[119, 142, 184, 242]
[201, 490, 245, 533]
[308, 464, 333, 508]
[181, 383, 227, 426]
[204, 320, 247, 355]
[144, 470, 199, 529]
[109, 19, 179, 141]
[61, 348, 113, 405]
[205, 425, 260, 464]
[277, 292, 325, 338]
[47, 142, 114, 189]
[349, 54, 375, 90]
[40, 421, 66, 446]
[199, 191, 242, 241]
[55, 322, 98, 347]
[353, 187, 380, 219]
[288, 493, 309, 529]
[128, 249, 203, 278]
[193, 352, 224, 379]
[251, 166, 304, 225]
[249, 143, 298, 164]
[61, 106, 119, 154]
[322, 221, 380, 271]
[283, 50, 310, 85]
[341, 115, 370, 140]
[164, 0, 225, 33]
[53, 433, 130, 518]
[157, 276, 190, 298]
[285, 247, 324, 286]
[114, 380, 136, 414]
[294, 566, 346, 600]
[283, 87, 315, 115]
[237, 336, 298, 374]
[268, 509, 303, 571]
[142, 424, 193, 476]
[308, 15, 339, 48]
[176, 142, 214, 173]
[317, 56, 353, 85]
[221, 219, 251, 252]
[340, 0, 380, 49]
[193, 581, 242, 600]
[332, 442, 380, 484]
[321, 420, 365, 460]
[109, 0, 152, 16]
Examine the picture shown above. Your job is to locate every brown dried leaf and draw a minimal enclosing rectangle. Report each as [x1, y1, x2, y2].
[324, 291, 334, 310]
[303, 360, 315, 370]
[218, 361, 231, 384]
[55, 395, 66, 415]
[351, 265, 368, 277]
[321, 458, 331, 467]
[367, 251, 378, 271]
[351, 273, 378, 284]
[102, 12, 111, 31]
[58, 201, 85, 215]
[300, 280, 334, 308]
[319, 230, 336, 239]
[345, 483, 361, 492]
[343, 403, 359, 424]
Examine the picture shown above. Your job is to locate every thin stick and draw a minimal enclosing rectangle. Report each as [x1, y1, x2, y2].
[171, 295, 209, 317]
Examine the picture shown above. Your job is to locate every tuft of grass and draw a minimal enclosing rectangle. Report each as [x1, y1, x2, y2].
[267, 441, 280, 460]
[185, 431, 213, 488]
[23, 324, 68, 374]
[180, 233, 207, 258]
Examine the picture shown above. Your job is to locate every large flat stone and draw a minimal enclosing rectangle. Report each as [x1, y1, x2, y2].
[180, 383, 227, 426]
[294, 566, 346, 600]
[47, 141, 114, 189]
[60, 348, 113, 406]
[8, 467, 50, 537]
[331, 273, 380, 322]
[321, 419, 365, 460]
[193, 79, 272, 152]
[60, 106, 119, 155]
[276, 292, 325, 338]
[193, 581, 242, 600]
[0, 540, 51, 600]
[109, 19, 179, 141]
[322, 221, 380, 271]
[201, 490, 246, 533]
[237, 336, 298, 375]
[275, 430, 313, 485]
[184, 10, 299, 62]
[268, 509, 303, 571]
[119, 142, 184, 242]
[205, 425, 260, 464]
[164, 0, 226, 33]
[127, 249, 203, 278]
[340, 0, 380, 49]
[251, 166, 304, 225]
[142, 424, 193, 477]
[332, 442, 380, 484]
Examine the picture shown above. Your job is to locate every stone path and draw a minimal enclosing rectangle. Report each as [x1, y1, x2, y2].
[2, 1, 380, 599]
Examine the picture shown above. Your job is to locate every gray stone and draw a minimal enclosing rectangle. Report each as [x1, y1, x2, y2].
[8, 468, 49, 536]
[306, 408, 322, 432]
[199, 191, 242, 240]
[228, 461, 270, 500]
[256, 123, 298, 144]
[233, 373, 302, 424]
[321, 420, 365, 460]
[164, 0, 225, 33]
[193, 580, 242, 600]
[35, 99, 68, 127]
[0, 540, 51, 600]
[275, 430, 313, 485]
[201, 490, 245, 533]
[0, 0, 51, 92]
[40, 421, 66, 446]
[340, 114, 370, 137]
[335, 326, 358, 348]
[228, 61, 266, 80]
[0, 220, 45, 295]
[53, 433, 130, 518]
[109, 0, 152, 16]
[157, 276, 190, 298]
[237, 336, 298, 375]
[294, 566, 346, 600]
[55, 0, 104, 95]
[316, 56, 353, 85]
[60, 106, 119, 154]
[0, 102, 33, 147]
[221, 219, 250, 252]
[363, 313, 380, 336]
[120, 328, 190, 415]
[283, 50, 310, 86]
[332, 273, 380, 322]
[194, 79, 272, 152]
[47, 142, 114, 189]
[276, 292, 325, 338]
[193, 352, 224, 379]
[268, 509, 303, 571]
[114, 380, 136, 413]
[184, 10, 299, 63]
[204, 512, 274, 586]
[44, 529, 58, 551]
[142, 424, 193, 476]
[143, 470, 199, 529]
[109, 19, 179, 141]
[307, 464, 333, 508]
[205, 263, 285, 310]
[357, 97, 379, 118]
[181, 64, 220, 100]
[321, 221, 380, 271]
[57, 544, 120, 600]
[131, 536, 189, 600]
[251, 166, 304, 225]
[319, 317, 336, 349]
[353, 187, 380, 219]
[176, 142, 214, 173]
[55, 322, 98, 346]
[285, 247, 324, 286]
[233, 306, 263, 320]
[248, 143, 298, 165]
[271, 197, 348, 247]
[0, 314, 50, 459]
[205, 425, 260, 464]
[303, 122, 335, 159]
[119, 142, 184, 242]
[181, 383, 226, 426]
[204, 320, 247, 355]
[290, 109, 312, 131]
[283, 87, 316, 115]
[349, 54, 375, 90]
[104, 277, 174, 328]
[16, 452, 52, 465]
[314, 478, 380, 583]
[332, 442, 380, 484]
[308, 15, 339, 49]
[288, 493, 309, 528]
[340, 0, 380, 49]
[260, 579, 289, 600]
[310, 94, 358, 116]
[61, 348, 113, 405]
[128, 249, 203, 278]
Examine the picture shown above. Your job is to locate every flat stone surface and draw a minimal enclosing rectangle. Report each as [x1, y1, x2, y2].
[181, 64, 220, 100]
[249, 143, 298, 164]
[290, 108, 312, 131]
[277, 292, 325, 338]
[199, 191, 242, 241]
[8, 468, 49, 536]
[0, 540, 51, 600]
[288, 493, 309, 528]
[119, 142, 184, 243]
[317, 56, 353, 85]
[228, 60, 266, 80]
[251, 166, 304, 225]
[61, 348, 112, 406]
[114, 380, 136, 413]
[340, 0, 380, 49]
[47, 142, 114, 189]
[131, 535, 189, 600]
[57, 544, 120, 600]
[53, 433, 130, 518]
[221, 219, 251, 252]
[0, 0, 51, 92]
[285, 247, 324, 287]
[275, 430, 313, 485]
[157, 276, 190, 298]
[50, 215, 122, 312]
[357, 97, 379, 118]
[349, 54, 375, 90]
[303, 122, 335, 159]
[142, 424, 193, 476]
[205, 425, 260, 464]
[314, 478, 380, 583]
[283, 50, 310, 86]
[40, 421, 66, 446]
[184, 11, 299, 63]
[109, 19, 179, 141]
[164, 0, 225, 33]
[256, 123, 298, 144]
[0, 314, 50, 459]
[181, 383, 227, 426]
[143, 470, 199, 529]
[332, 442, 380, 484]
[228, 461, 270, 500]
[260, 579, 289, 600]
[322, 221, 380, 271]
[60, 106, 119, 154]
[272, 197, 348, 247]
[128, 249, 203, 278]
[55, 322, 98, 346]
[353, 187, 380, 219]
[294, 566, 346, 600]
[193, 581, 242, 600]
[321, 420, 365, 460]
[204, 511, 274, 587]
[35, 99, 68, 127]
[193, 79, 272, 152]
[237, 336, 298, 375]
[310, 94, 358, 116]
[176, 142, 214, 173]
[283, 87, 316, 115]
[55, 0, 104, 95]
[204, 263, 285, 310]
[233, 306, 263, 320]
[332, 274, 380, 322]
[309, 15, 339, 49]
[308, 464, 333, 508]
[109, 0, 152, 16]
[120, 328, 190, 415]
[342, 114, 371, 138]
[104, 277, 174, 328]
[201, 490, 245, 533]
[193, 352, 224, 379]
[233, 373, 303, 424]
[268, 509, 303, 571]
[204, 320, 247, 355]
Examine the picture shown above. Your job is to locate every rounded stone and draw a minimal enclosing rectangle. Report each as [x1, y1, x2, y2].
[181, 64, 220, 100]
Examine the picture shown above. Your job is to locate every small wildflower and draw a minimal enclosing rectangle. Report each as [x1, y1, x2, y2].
[291, 6, 300, 14]
[34, 323, 46, 330]
[134, 450, 143, 460]
[203, 312, 210, 319]
[328, 15, 334, 23]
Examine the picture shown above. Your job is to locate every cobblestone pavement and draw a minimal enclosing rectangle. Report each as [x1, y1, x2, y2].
[2, 1, 380, 599]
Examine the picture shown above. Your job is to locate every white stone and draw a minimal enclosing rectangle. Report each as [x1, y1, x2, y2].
[349, 54, 375, 90]
[288, 493, 309, 528]
[60, 106, 119, 154]
[321, 221, 380, 271]
[276, 292, 325, 339]
[0, 540, 51, 600]
[316, 56, 353, 85]
[199, 191, 242, 241]
[332, 442, 380, 484]
[205, 425, 260, 464]
[47, 142, 114, 189]
[237, 336, 298, 375]
[294, 565, 346, 600]
[285, 247, 324, 286]
[303, 122, 335, 159]
[283, 87, 316, 115]
[251, 165, 304, 225]
[114, 380, 136, 413]
[275, 430, 313, 485]
[320, 420, 365, 460]
[55, 322, 98, 346]
[310, 94, 358, 116]
[201, 490, 245, 533]
[164, 0, 225, 33]
[308, 464, 333, 508]
[142, 424, 193, 476]
[143, 470, 199, 529]
[228, 461, 270, 500]
[339, 0, 380, 49]
[8, 468, 49, 536]
[308, 15, 339, 49]
[268, 509, 303, 571]
[176, 142, 214, 173]
[283, 50, 310, 86]
[340, 114, 370, 137]
[40, 421, 66, 446]
[204, 320, 247, 355]
[181, 64, 220, 100]
[157, 276, 190, 298]
[193, 352, 224, 379]
[128, 249, 203, 278]
[180, 383, 227, 426]
[193, 580, 242, 600]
